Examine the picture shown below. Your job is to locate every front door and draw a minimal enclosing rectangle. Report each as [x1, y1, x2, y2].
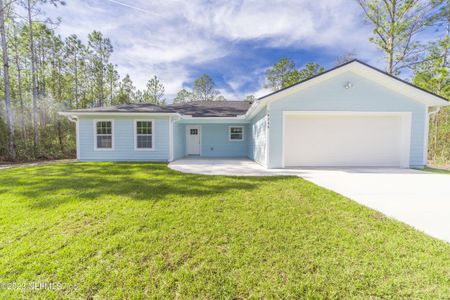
[186, 125, 201, 155]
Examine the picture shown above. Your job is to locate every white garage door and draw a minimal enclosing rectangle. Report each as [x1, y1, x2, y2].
[283, 112, 411, 167]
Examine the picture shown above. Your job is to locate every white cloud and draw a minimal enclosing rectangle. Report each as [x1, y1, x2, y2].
[43, 0, 382, 98]
[181, 0, 375, 51]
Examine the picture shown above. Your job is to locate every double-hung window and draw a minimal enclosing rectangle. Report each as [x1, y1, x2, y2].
[135, 120, 153, 150]
[229, 126, 244, 141]
[95, 121, 113, 149]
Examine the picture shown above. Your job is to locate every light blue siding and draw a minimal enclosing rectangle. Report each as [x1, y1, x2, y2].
[172, 122, 249, 158]
[200, 124, 248, 157]
[78, 116, 169, 161]
[248, 107, 267, 165]
[267, 71, 427, 168]
[173, 122, 186, 160]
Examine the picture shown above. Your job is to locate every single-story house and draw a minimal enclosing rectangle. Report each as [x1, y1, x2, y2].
[60, 60, 449, 168]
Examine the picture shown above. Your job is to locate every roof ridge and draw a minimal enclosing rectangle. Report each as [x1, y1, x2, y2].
[257, 59, 448, 102]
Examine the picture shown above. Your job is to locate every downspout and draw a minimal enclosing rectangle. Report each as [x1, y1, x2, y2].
[424, 106, 441, 167]
[428, 106, 440, 117]
[67, 115, 77, 123]
[65, 115, 79, 160]
[168, 116, 173, 162]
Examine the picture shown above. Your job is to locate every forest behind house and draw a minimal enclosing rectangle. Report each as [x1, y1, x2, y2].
[0, 0, 448, 166]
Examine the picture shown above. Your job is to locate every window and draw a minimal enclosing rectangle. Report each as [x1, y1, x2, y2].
[95, 121, 113, 149]
[229, 126, 244, 141]
[135, 120, 153, 150]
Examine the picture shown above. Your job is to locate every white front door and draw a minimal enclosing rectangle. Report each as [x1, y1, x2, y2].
[186, 125, 201, 155]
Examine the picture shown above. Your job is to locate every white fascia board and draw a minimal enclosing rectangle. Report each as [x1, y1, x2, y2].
[250, 61, 449, 113]
[259, 66, 351, 107]
[346, 63, 449, 107]
[245, 66, 351, 119]
[245, 101, 267, 120]
[181, 116, 247, 120]
[58, 112, 182, 117]
[178, 115, 250, 124]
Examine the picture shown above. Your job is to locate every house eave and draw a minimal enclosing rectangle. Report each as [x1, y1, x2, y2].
[58, 111, 183, 117]
[250, 60, 449, 115]
[180, 115, 247, 120]
[245, 101, 266, 120]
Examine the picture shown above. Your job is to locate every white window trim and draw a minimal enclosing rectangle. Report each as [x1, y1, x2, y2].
[94, 120, 114, 151]
[134, 119, 155, 151]
[229, 126, 244, 142]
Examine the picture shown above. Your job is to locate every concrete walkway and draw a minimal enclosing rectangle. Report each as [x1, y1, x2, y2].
[169, 157, 299, 176]
[169, 158, 450, 242]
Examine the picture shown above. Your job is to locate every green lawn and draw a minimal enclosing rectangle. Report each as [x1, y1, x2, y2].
[0, 163, 449, 299]
[423, 167, 450, 175]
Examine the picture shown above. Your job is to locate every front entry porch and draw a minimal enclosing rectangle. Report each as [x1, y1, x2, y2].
[173, 121, 249, 160]
[169, 157, 271, 176]
[168, 157, 306, 176]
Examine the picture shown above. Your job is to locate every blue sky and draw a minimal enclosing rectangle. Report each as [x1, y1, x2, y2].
[44, 0, 423, 101]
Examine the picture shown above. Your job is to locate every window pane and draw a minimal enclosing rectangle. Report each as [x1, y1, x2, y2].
[190, 129, 198, 135]
[230, 127, 243, 140]
[231, 127, 242, 134]
[97, 136, 112, 148]
[137, 135, 152, 148]
[137, 121, 152, 135]
[97, 121, 111, 134]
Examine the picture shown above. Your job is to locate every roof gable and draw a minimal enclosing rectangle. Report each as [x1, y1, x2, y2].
[256, 60, 449, 108]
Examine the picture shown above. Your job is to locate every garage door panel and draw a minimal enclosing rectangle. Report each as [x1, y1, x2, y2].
[284, 114, 409, 167]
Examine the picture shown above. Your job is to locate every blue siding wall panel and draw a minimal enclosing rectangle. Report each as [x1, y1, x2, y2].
[267, 71, 427, 168]
[78, 116, 169, 161]
[248, 107, 267, 165]
[200, 124, 248, 157]
[173, 122, 186, 160]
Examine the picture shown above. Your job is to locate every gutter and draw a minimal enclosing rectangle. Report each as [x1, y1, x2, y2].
[180, 115, 247, 120]
[67, 116, 78, 123]
[428, 106, 441, 117]
[244, 101, 262, 120]
[58, 111, 183, 117]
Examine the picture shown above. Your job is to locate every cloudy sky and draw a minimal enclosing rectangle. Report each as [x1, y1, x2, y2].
[45, 0, 386, 101]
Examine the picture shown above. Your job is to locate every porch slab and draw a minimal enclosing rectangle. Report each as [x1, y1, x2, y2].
[169, 157, 278, 176]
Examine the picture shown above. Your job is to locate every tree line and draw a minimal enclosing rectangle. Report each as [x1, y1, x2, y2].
[262, 0, 449, 166]
[0, 0, 227, 161]
[358, 0, 449, 166]
[0, 0, 449, 165]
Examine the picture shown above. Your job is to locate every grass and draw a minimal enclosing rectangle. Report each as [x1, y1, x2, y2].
[422, 167, 450, 175]
[0, 162, 449, 299]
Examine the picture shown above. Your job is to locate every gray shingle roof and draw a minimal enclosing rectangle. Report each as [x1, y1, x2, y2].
[170, 101, 251, 117]
[66, 103, 175, 113]
[64, 101, 252, 117]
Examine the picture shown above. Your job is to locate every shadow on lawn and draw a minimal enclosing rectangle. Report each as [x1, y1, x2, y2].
[0, 162, 285, 209]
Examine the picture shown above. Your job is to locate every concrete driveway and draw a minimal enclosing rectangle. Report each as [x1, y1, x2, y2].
[169, 158, 450, 242]
[298, 168, 450, 243]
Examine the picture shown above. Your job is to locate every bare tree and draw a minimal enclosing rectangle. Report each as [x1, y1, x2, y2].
[21, 0, 64, 157]
[25, 0, 39, 157]
[10, 20, 27, 142]
[0, 0, 16, 160]
[357, 0, 442, 74]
